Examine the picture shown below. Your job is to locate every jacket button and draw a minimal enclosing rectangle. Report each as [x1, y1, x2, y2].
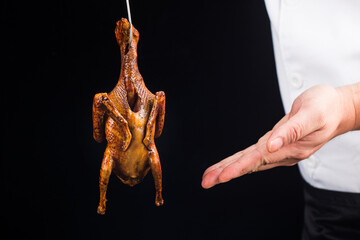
[290, 74, 303, 89]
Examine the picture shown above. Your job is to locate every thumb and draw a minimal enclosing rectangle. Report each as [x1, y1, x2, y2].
[267, 109, 321, 153]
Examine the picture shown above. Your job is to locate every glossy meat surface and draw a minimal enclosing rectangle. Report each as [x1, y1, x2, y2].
[92, 18, 165, 215]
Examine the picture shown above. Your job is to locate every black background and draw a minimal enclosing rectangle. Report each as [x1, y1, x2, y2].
[3, 0, 304, 239]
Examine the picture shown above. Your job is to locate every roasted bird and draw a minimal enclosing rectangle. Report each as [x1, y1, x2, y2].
[92, 18, 165, 215]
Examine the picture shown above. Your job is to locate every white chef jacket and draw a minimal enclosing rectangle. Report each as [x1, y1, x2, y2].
[264, 0, 360, 193]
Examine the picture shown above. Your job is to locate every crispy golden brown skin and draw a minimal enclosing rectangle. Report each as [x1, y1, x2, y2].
[92, 18, 165, 215]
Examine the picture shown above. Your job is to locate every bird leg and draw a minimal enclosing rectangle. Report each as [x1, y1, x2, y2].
[97, 147, 115, 215]
[143, 91, 165, 148]
[93, 93, 132, 151]
[148, 145, 164, 206]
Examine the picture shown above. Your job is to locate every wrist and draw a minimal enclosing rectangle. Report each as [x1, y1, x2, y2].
[336, 82, 360, 134]
[351, 82, 360, 130]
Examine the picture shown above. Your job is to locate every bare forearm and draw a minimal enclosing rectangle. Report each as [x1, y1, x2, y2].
[351, 82, 360, 130]
[337, 82, 360, 133]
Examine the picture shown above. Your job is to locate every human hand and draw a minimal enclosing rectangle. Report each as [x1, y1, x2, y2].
[202, 84, 359, 189]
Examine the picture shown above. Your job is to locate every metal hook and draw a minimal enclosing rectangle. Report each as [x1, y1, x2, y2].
[126, 0, 133, 47]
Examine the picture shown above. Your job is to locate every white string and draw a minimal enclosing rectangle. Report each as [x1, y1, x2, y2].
[126, 0, 133, 46]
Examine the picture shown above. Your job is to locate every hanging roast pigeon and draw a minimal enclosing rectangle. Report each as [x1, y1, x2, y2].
[92, 18, 165, 215]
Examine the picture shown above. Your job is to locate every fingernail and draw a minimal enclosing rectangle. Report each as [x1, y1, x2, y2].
[269, 138, 283, 152]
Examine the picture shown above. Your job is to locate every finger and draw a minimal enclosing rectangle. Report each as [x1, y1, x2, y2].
[201, 151, 245, 189]
[202, 145, 257, 178]
[267, 109, 322, 153]
[217, 149, 263, 184]
[217, 138, 305, 184]
[202, 145, 257, 189]
[202, 150, 243, 177]
[201, 167, 224, 189]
